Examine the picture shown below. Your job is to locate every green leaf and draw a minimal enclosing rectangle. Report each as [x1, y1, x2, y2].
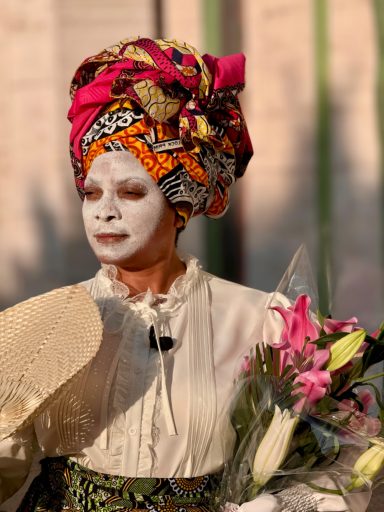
[310, 332, 345, 349]
[317, 308, 326, 328]
[255, 345, 264, 375]
[272, 347, 280, 377]
[263, 344, 273, 376]
[377, 321, 384, 341]
[363, 334, 384, 345]
[281, 364, 294, 379]
[353, 371, 384, 384]
[362, 344, 384, 374]
[346, 359, 363, 381]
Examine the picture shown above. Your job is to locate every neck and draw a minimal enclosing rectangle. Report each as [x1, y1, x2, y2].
[116, 251, 186, 296]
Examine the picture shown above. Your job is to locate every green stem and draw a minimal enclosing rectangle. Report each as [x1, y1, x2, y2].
[353, 371, 384, 383]
[203, 0, 221, 55]
[307, 482, 344, 495]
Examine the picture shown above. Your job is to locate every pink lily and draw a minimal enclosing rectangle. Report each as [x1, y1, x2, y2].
[336, 390, 381, 437]
[348, 414, 381, 437]
[240, 355, 251, 374]
[271, 295, 361, 376]
[292, 369, 332, 412]
[323, 316, 358, 334]
[340, 389, 375, 415]
[272, 295, 318, 356]
[358, 389, 376, 413]
[271, 295, 329, 374]
[371, 327, 381, 338]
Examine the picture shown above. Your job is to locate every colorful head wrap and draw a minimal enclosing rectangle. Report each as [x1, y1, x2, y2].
[68, 37, 253, 225]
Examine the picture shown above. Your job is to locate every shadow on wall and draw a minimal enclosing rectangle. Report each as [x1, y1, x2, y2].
[246, 95, 383, 330]
[330, 98, 383, 330]
[0, 185, 99, 310]
[245, 85, 317, 295]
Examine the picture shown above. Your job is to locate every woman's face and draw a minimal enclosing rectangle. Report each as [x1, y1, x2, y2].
[82, 151, 181, 269]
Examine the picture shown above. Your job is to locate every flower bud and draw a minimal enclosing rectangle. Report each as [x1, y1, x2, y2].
[350, 442, 384, 489]
[326, 329, 366, 372]
[252, 405, 298, 488]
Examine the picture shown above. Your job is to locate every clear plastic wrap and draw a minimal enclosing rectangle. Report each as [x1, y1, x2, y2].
[219, 247, 383, 509]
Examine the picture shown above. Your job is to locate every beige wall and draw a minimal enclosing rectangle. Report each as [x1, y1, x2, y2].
[0, 0, 383, 331]
[240, 1, 383, 329]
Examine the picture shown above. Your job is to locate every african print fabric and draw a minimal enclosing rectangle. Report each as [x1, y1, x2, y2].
[68, 37, 253, 224]
[17, 457, 223, 512]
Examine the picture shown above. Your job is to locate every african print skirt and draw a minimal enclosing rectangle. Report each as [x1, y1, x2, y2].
[17, 457, 222, 512]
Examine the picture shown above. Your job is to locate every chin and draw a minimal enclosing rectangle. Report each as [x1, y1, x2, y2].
[93, 250, 149, 269]
[95, 254, 132, 266]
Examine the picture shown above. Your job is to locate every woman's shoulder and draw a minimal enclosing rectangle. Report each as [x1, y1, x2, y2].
[202, 270, 272, 308]
[203, 271, 289, 340]
[77, 276, 96, 292]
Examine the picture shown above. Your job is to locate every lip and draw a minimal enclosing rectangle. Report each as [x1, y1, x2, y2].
[94, 233, 128, 243]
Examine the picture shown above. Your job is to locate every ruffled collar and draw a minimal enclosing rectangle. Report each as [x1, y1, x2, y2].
[96, 254, 201, 316]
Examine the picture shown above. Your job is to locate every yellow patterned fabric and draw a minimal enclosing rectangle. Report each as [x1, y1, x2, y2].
[18, 456, 222, 512]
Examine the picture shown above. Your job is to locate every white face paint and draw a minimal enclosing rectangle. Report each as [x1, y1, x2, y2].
[82, 151, 177, 268]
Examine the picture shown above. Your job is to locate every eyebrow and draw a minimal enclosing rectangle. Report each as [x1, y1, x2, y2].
[84, 177, 146, 186]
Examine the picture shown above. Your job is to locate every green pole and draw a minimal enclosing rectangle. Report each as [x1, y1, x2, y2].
[203, 0, 225, 276]
[314, 0, 332, 313]
[204, 0, 221, 55]
[373, 0, 384, 285]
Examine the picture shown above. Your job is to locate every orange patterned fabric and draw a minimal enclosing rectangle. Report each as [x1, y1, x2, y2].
[82, 100, 232, 224]
[69, 37, 253, 224]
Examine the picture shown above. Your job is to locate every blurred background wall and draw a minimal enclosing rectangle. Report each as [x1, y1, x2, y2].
[0, 0, 383, 331]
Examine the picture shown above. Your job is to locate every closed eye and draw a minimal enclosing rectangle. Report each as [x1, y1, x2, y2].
[118, 186, 147, 199]
[84, 187, 102, 200]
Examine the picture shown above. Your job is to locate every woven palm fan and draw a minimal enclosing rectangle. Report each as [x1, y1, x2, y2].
[0, 285, 103, 441]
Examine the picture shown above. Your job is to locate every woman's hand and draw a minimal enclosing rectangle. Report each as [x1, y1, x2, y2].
[223, 495, 281, 512]
[223, 482, 372, 512]
[239, 495, 281, 512]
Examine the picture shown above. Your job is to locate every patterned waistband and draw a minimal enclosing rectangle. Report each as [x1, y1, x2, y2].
[18, 456, 223, 512]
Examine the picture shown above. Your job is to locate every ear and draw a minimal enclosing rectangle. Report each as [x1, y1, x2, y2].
[174, 213, 184, 229]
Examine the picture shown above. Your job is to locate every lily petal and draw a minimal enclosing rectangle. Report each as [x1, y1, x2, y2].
[324, 317, 358, 334]
[312, 348, 330, 370]
[292, 370, 331, 412]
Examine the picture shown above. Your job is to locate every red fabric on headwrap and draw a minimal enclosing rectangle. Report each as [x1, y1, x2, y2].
[68, 37, 253, 223]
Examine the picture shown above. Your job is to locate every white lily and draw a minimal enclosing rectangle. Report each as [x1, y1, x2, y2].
[252, 405, 298, 488]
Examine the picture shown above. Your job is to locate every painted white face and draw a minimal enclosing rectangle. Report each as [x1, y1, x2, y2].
[82, 151, 177, 268]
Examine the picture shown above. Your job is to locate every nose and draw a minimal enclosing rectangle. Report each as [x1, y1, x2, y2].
[95, 197, 122, 222]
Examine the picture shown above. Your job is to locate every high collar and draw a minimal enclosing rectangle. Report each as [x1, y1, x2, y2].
[94, 254, 202, 316]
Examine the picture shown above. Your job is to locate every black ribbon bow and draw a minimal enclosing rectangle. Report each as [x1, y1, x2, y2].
[149, 325, 174, 351]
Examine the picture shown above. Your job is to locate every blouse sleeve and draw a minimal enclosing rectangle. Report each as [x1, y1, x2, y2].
[0, 425, 35, 505]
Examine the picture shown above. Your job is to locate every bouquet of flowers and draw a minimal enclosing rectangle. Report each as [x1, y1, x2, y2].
[221, 248, 384, 509]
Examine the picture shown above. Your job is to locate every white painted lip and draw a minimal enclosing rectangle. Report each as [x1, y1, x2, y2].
[94, 233, 128, 243]
[95, 233, 127, 236]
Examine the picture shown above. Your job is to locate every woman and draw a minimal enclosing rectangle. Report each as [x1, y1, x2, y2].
[0, 37, 372, 512]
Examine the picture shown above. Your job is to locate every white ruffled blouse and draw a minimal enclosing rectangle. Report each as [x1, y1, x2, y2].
[0, 256, 279, 495]
[0, 257, 372, 511]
